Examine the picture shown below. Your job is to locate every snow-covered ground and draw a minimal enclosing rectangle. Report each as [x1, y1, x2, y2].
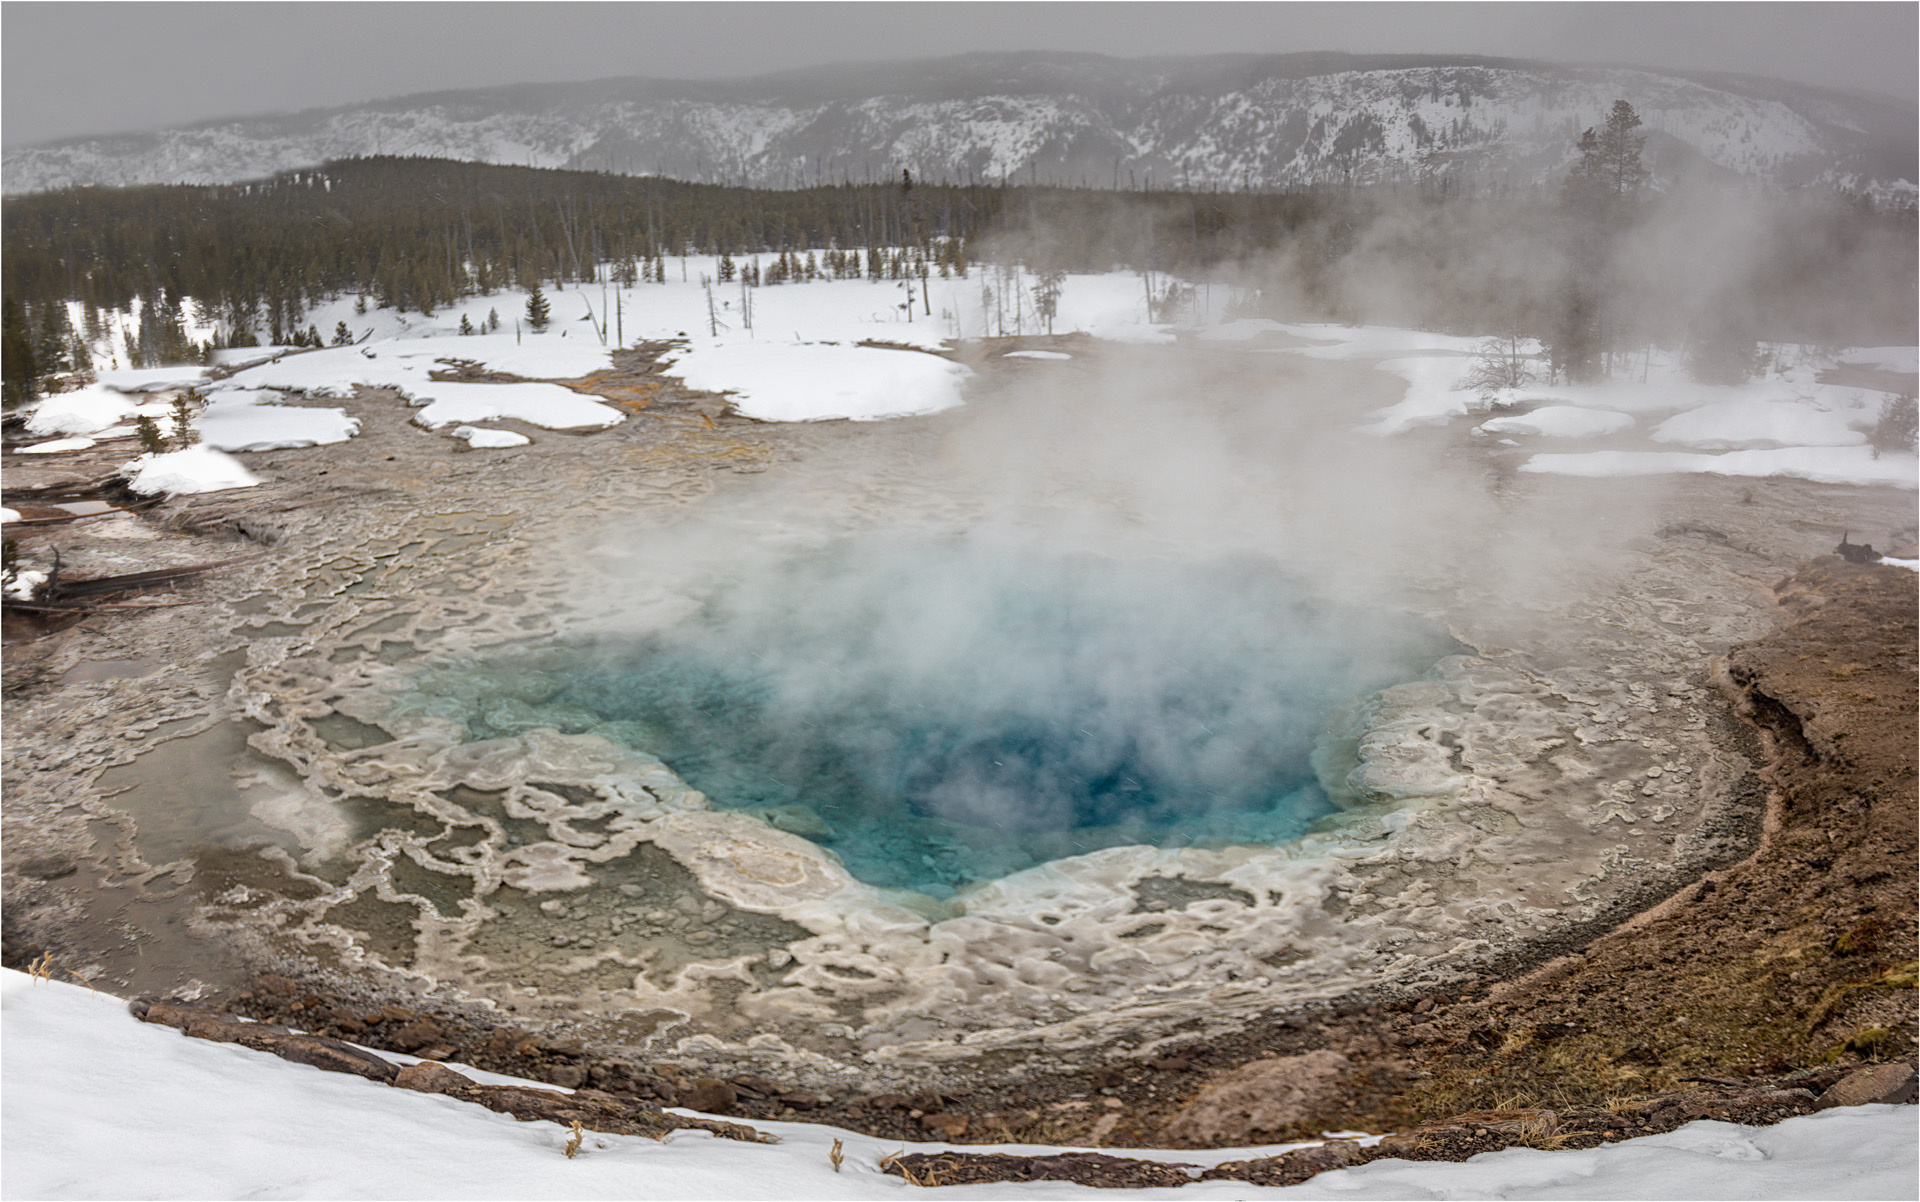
[16, 264, 1917, 499]
[1237, 320, 1917, 489]
[3, 970, 1912, 1200]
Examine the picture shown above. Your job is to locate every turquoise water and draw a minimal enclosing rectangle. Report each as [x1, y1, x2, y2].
[436, 540, 1452, 896]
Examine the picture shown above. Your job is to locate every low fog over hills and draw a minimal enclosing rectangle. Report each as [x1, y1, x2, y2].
[5, 52, 1913, 200]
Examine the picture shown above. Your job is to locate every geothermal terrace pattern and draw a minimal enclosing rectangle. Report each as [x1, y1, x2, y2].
[4, 339, 1912, 1093]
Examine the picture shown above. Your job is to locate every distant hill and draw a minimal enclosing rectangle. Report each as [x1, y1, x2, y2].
[5, 52, 1914, 201]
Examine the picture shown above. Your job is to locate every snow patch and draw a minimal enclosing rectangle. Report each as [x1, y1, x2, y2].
[1652, 399, 1869, 449]
[23, 386, 135, 437]
[194, 395, 359, 451]
[453, 425, 531, 448]
[123, 446, 262, 495]
[409, 381, 622, 430]
[95, 364, 209, 393]
[1520, 447, 1918, 489]
[662, 340, 969, 422]
[1481, 406, 1636, 439]
[18, 436, 98, 454]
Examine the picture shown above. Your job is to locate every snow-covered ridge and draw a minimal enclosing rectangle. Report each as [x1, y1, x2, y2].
[6, 53, 1912, 200]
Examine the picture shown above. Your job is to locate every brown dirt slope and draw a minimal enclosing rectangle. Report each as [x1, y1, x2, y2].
[1344, 555, 1918, 1129]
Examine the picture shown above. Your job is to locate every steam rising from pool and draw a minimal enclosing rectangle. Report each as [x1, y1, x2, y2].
[436, 536, 1453, 895]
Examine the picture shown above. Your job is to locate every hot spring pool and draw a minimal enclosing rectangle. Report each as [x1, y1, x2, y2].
[403, 538, 1456, 896]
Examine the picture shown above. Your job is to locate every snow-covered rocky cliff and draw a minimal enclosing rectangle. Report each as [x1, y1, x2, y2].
[5, 53, 1913, 200]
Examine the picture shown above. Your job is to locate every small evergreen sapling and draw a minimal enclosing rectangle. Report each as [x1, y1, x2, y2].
[170, 389, 199, 448]
[134, 414, 166, 454]
[1870, 394, 1917, 459]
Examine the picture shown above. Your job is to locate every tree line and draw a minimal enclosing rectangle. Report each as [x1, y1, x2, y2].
[3, 118, 1913, 405]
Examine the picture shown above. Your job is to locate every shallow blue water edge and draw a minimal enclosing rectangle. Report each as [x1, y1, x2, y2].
[410, 541, 1455, 896]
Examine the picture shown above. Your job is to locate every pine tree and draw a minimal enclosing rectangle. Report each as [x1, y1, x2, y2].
[333, 321, 353, 346]
[1, 296, 36, 409]
[459, 314, 475, 335]
[525, 283, 551, 331]
[170, 390, 198, 448]
[487, 307, 500, 332]
[134, 414, 166, 454]
[1564, 100, 1650, 211]
[34, 302, 73, 378]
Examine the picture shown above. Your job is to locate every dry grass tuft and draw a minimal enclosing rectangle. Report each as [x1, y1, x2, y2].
[564, 1120, 584, 1159]
[829, 1137, 844, 1172]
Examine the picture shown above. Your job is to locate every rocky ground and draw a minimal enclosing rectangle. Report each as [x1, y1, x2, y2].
[4, 339, 1915, 1173]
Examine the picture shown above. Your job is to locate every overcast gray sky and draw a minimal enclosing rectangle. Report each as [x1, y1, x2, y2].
[4, 2, 1914, 147]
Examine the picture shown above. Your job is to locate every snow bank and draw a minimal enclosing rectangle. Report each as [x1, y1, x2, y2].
[453, 425, 531, 448]
[1520, 447, 1919, 488]
[444, 333, 619, 380]
[123, 445, 262, 495]
[95, 364, 209, 392]
[1359, 356, 1484, 434]
[409, 381, 622, 430]
[24, 386, 136, 437]
[193, 393, 358, 451]
[662, 340, 970, 422]
[1842, 346, 1920, 373]
[1004, 350, 1074, 360]
[1197, 318, 1292, 342]
[1652, 399, 1868, 449]
[2, 970, 1914, 1201]
[209, 345, 303, 369]
[19, 436, 98, 454]
[1243, 327, 1915, 489]
[1482, 406, 1636, 438]
[1269, 324, 1488, 359]
[215, 336, 622, 430]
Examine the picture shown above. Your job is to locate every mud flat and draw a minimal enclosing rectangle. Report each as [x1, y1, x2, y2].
[4, 340, 1914, 1117]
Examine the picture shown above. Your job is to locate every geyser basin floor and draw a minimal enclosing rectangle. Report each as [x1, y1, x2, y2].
[402, 540, 1457, 897]
[5, 341, 1912, 1089]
